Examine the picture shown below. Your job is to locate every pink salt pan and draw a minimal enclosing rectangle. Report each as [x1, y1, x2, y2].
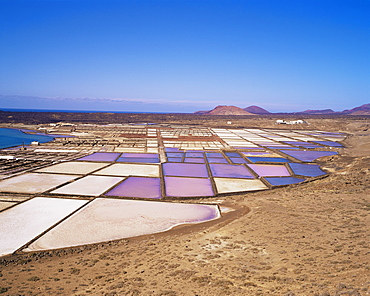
[24, 199, 220, 252]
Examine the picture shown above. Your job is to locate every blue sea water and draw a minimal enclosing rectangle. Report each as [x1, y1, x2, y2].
[0, 128, 54, 149]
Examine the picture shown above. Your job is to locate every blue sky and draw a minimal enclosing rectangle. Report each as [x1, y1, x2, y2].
[0, 0, 369, 113]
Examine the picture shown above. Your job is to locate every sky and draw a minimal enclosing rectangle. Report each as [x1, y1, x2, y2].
[0, 0, 369, 113]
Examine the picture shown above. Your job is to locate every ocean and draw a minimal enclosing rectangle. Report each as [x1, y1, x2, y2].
[0, 128, 54, 149]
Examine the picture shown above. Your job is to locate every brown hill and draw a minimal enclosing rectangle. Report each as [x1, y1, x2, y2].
[300, 109, 335, 115]
[201, 105, 255, 115]
[243, 105, 270, 114]
[342, 103, 370, 115]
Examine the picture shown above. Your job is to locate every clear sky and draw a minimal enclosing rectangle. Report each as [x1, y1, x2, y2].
[0, 0, 369, 113]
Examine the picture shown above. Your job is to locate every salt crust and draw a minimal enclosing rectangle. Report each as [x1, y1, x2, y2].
[0, 173, 77, 194]
[0, 197, 87, 256]
[51, 175, 124, 196]
[25, 198, 220, 252]
[214, 178, 268, 193]
[36, 161, 109, 175]
[93, 163, 160, 177]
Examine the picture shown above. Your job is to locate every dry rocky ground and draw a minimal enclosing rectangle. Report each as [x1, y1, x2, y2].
[0, 118, 369, 296]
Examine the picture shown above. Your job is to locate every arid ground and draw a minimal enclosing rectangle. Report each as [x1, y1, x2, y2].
[0, 115, 369, 296]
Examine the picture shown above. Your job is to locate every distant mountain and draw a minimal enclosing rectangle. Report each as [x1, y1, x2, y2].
[299, 109, 335, 115]
[199, 105, 255, 115]
[243, 105, 270, 114]
[341, 103, 370, 115]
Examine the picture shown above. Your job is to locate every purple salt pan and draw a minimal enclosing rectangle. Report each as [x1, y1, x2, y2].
[264, 177, 305, 186]
[205, 152, 224, 158]
[229, 157, 248, 164]
[121, 153, 159, 159]
[106, 177, 161, 199]
[184, 158, 206, 163]
[162, 163, 209, 178]
[247, 164, 290, 177]
[167, 157, 183, 162]
[185, 152, 204, 158]
[210, 164, 254, 178]
[312, 141, 344, 147]
[288, 163, 326, 177]
[207, 158, 229, 163]
[279, 150, 337, 162]
[78, 152, 121, 162]
[164, 177, 214, 197]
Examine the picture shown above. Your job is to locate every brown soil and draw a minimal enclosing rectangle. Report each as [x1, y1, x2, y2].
[0, 117, 369, 296]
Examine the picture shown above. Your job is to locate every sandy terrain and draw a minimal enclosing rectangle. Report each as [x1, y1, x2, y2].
[0, 118, 369, 296]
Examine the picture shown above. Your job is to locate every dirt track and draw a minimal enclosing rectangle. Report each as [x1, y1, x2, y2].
[0, 117, 369, 296]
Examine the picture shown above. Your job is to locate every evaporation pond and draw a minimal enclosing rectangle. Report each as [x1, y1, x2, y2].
[288, 163, 327, 177]
[94, 163, 160, 177]
[247, 164, 290, 177]
[106, 177, 161, 199]
[0, 173, 77, 194]
[210, 164, 254, 178]
[0, 197, 87, 257]
[164, 177, 214, 197]
[279, 150, 337, 162]
[264, 177, 306, 186]
[214, 178, 268, 194]
[163, 163, 209, 177]
[246, 157, 290, 163]
[78, 152, 121, 162]
[51, 176, 124, 196]
[36, 162, 109, 175]
[25, 199, 220, 252]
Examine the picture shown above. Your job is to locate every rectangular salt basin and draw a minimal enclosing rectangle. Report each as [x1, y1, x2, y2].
[288, 163, 327, 177]
[312, 141, 344, 147]
[106, 177, 161, 199]
[0, 173, 77, 194]
[94, 163, 160, 177]
[279, 150, 337, 162]
[78, 152, 121, 162]
[117, 157, 160, 163]
[51, 175, 124, 196]
[229, 157, 248, 164]
[247, 164, 291, 177]
[207, 158, 229, 163]
[205, 152, 224, 158]
[120, 153, 159, 159]
[185, 152, 204, 158]
[162, 163, 209, 178]
[167, 157, 183, 162]
[25, 199, 220, 252]
[184, 158, 206, 163]
[0, 197, 87, 257]
[210, 164, 254, 179]
[246, 157, 290, 163]
[264, 177, 306, 186]
[166, 152, 184, 158]
[36, 162, 110, 175]
[164, 177, 214, 197]
[214, 178, 268, 194]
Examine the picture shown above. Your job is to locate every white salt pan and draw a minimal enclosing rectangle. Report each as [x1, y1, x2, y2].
[36, 161, 109, 175]
[25, 198, 220, 252]
[214, 178, 268, 194]
[0, 197, 87, 257]
[51, 176, 124, 196]
[0, 173, 77, 194]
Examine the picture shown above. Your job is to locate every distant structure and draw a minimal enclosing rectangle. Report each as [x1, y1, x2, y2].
[276, 119, 307, 125]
